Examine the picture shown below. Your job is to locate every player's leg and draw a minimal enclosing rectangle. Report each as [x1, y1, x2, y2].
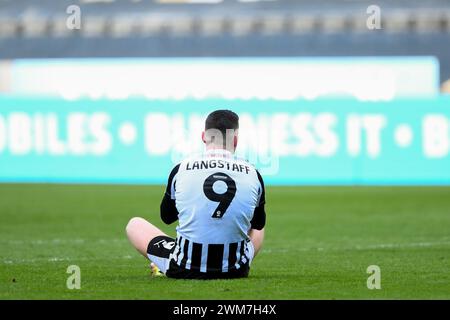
[248, 228, 265, 257]
[126, 217, 176, 275]
[125, 217, 168, 257]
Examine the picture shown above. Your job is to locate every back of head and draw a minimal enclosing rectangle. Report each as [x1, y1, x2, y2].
[204, 110, 239, 150]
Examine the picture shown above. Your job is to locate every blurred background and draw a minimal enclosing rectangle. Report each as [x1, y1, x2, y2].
[2, 1, 450, 301]
[1, 0, 450, 185]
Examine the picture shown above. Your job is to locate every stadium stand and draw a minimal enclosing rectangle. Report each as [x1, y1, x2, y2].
[1, 0, 450, 81]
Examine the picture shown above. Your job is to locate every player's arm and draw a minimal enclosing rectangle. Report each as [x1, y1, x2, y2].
[160, 164, 180, 225]
[250, 170, 266, 231]
[249, 170, 266, 256]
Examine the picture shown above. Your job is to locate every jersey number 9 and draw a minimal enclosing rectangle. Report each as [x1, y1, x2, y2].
[203, 173, 237, 219]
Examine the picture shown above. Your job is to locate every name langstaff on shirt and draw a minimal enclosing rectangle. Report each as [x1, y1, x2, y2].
[186, 159, 251, 174]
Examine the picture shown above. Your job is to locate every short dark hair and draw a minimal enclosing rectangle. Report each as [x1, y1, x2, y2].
[205, 110, 239, 137]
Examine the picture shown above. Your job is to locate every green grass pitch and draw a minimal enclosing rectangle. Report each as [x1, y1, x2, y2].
[1, 184, 449, 299]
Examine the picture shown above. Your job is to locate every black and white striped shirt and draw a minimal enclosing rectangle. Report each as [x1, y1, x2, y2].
[160, 149, 266, 275]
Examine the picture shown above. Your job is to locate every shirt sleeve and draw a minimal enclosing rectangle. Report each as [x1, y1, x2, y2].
[250, 169, 266, 230]
[160, 164, 180, 225]
[165, 163, 180, 199]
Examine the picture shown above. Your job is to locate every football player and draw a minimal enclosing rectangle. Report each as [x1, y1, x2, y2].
[126, 110, 266, 279]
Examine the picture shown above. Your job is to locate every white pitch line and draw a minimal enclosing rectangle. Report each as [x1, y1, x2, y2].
[2, 238, 128, 245]
[354, 241, 450, 250]
[2, 240, 450, 265]
[262, 240, 450, 254]
[2, 255, 135, 265]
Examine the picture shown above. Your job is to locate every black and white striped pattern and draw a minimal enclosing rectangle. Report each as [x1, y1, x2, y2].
[171, 236, 250, 273]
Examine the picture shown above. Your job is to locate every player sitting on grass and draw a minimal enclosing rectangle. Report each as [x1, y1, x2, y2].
[126, 110, 266, 279]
